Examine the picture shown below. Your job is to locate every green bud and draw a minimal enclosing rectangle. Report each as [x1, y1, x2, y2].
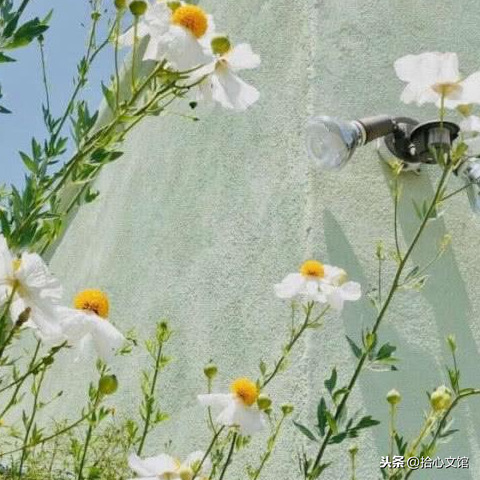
[99, 375, 119, 395]
[115, 0, 127, 9]
[211, 36, 232, 56]
[281, 403, 294, 416]
[129, 0, 148, 16]
[447, 334, 457, 353]
[348, 445, 359, 455]
[203, 362, 218, 380]
[257, 393, 272, 411]
[430, 385, 452, 412]
[15, 307, 31, 328]
[386, 389, 401, 405]
[43, 356, 54, 366]
[167, 1, 181, 11]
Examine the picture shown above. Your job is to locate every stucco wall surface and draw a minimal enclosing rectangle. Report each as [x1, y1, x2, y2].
[46, 0, 480, 478]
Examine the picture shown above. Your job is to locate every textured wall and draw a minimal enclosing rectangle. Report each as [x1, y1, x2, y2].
[46, 0, 480, 478]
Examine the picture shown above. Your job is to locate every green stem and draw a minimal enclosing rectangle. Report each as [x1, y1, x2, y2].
[114, 10, 123, 108]
[404, 389, 480, 480]
[394, 177, 402, 261]
[77, 392, 101, 480]
[18, 366, 47, 476]
[0, 340, 41, 419]
[38, 37, 50, 112]
[219, 432, 237, 480]
[131, 16, 139, 93]
[261, 304, 328, 389]
[136, 341, 165, 456]
[308, 165, 452, 478]
[251, 414, 286, 480]
[191, 426, 225, 480]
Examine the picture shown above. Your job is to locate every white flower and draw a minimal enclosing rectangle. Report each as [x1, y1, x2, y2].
[274, 260, 361, 311]
[394, 52, 480, 108]
[128, 451, 211, 480]
[460, 115, 480, 133]
[0, 235, 62, 336]
[193, 42, 260, 111]
[318, 266, 362, 312]
[198, 378, 266, 435]
[119, 2, 214, 70]
[39, 290, 124, 361]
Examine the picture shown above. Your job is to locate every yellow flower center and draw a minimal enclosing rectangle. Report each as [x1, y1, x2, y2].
[12, 259, 21, 272]
[171, 5, 208, 39]
[432, 82, 462, 97]
[74, 289, 109, 319]
[300, 260, 325, 278]
[231, 378, 259, 407]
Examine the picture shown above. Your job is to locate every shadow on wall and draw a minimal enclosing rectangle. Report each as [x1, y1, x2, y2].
[323, 197, 480, 479]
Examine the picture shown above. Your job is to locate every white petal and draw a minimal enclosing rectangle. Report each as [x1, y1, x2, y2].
[197, 393, 233, 409]
[163, 27, 208, 70]
[231, 403, 266, 435]
[16, 253, 62, 302]
[274, 273, 305, 299]
[394, 52, 459, 85]
[90, 317, 125, 361]
[339, 281, 362, 301]
[460, 115, 480, 133]
[322, 265, 345, 284]
[226, 44, 261, 71]
[458, 72, 480, 105]
[129, 453, 178, 476]
[210, 68, 259, 111]
[129, 454, 157, 477]
[0, 235, 13, 282]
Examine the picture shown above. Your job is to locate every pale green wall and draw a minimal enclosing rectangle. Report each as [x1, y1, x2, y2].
[46, 0, 480, 478]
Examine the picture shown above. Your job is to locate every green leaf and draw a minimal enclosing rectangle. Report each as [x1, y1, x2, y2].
[333, 387, 349, 403]
[102, 82, 116, 112]
[324, 368, 337, 395]
[346, 336, 362, 359]
[376, 343, 396, 361]
[0, 53, 15, 63]
[354, 415, 380, 430]
[316, 398, 327, 437]
[293, 421, 318, 443]
[325, 411, 338, 435]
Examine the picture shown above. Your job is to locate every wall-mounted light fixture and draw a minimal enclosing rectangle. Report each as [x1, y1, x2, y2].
[306, 115, 480, 213]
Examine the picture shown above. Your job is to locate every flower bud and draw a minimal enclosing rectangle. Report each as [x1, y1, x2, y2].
[457, 104, 473, 117]
[348, 445, 359, 455]
[203, 362, 218, 380]
[114, 0, 127, 9]
[430, 385, 452, 412]
[257, 393, 272, 411]
[386, 389, 401, 405]
[99, 375, 119, 395]
[15, 307, 31, 328]
[129, 0, 147, 16]
[43, 355, 54, 366]
[167, 1, 181, 11]
[178, 466, 193, 480]
[447, 334, 457, 353]
[211, 36, 232, 56]
[281, 403, 294, 415]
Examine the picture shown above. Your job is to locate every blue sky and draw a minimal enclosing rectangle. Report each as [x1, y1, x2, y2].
[1, 0, 117, 186]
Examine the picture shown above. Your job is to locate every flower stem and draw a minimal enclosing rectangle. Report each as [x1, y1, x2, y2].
[219, 432, 237, 480]
[261, 304, 329, 389]
[136, 340, 165, 455]
[251, 413, 286, 480]
[131, 16, 139, 93]
[18, 366, 47, 476]
[191, 426, 225, 480]
[307, 164, 452, 478]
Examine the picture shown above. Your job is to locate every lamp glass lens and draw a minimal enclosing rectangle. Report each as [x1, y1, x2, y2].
[306, 116, 360, 170]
